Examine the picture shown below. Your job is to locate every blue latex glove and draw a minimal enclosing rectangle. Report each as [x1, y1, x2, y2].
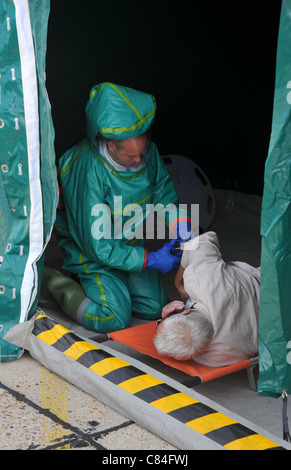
[175, 220, 194, 246]
[146, 240, 182, 274]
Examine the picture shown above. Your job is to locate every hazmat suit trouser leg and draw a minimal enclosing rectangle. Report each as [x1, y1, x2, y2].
[39, 266, 91, 318]
[40, 266, 167, 333]
[77, 268, 168, 333]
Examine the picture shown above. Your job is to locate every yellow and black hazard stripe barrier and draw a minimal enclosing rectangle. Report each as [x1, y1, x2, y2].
[32, 313, 285, 450]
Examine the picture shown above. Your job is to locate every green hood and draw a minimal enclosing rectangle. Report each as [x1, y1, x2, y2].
[86, 82, 157, 144]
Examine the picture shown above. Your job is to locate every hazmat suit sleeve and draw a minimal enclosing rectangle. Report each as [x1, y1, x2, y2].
[151, 145, 179, 207]
[59, 149, 146, 273]
[67, 195, 146, 272]
[150, 144, 190, 235]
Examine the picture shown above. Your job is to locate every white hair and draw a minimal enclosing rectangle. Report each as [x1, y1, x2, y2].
[153, 312, 214, 360]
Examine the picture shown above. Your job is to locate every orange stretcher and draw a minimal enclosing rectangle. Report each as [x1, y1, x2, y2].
[109, 321, 258, 389]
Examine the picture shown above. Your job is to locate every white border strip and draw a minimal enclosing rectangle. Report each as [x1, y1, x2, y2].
[13, 0, 44, 322]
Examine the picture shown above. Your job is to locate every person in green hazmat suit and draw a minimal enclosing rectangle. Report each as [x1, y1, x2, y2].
[45, 83, 192, 333]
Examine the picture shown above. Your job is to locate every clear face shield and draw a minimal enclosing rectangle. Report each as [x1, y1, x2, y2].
[95, 129, 153, 171]
[140, 129, 152, 159]
[128, 130, 151, 171]
[112, 130, 152, 171]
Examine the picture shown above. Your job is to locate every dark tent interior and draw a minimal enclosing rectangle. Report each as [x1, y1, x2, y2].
[46, 0, 282, 196]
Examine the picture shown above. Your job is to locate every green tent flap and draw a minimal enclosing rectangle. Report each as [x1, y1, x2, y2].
[0, 0, 58, 361]
[258, 0, 291, 397]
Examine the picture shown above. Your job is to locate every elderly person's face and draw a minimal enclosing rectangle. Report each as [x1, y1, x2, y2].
[107, 134, 147, 168]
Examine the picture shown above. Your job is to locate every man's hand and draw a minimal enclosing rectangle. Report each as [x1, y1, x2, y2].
[161, 300, 190, 319]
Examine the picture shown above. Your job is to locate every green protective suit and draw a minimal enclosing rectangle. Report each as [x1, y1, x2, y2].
[55, 82, 187, 332]
[0, 0, 58, 360]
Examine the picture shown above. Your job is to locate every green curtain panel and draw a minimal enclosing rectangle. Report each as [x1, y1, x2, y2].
[0, 0, 58, 361]
[259, 0, 291, 397]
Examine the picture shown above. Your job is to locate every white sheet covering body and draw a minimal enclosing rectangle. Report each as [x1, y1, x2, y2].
[181, 231, 260, 366]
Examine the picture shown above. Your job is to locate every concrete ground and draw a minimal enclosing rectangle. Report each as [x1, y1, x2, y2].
[0, 351, 176, 450]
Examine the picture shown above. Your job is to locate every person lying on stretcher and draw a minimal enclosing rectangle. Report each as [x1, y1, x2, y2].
[154, 231, 260, 367]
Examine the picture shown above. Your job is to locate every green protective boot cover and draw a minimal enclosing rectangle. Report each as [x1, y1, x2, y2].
[40, 266, 91, 322]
